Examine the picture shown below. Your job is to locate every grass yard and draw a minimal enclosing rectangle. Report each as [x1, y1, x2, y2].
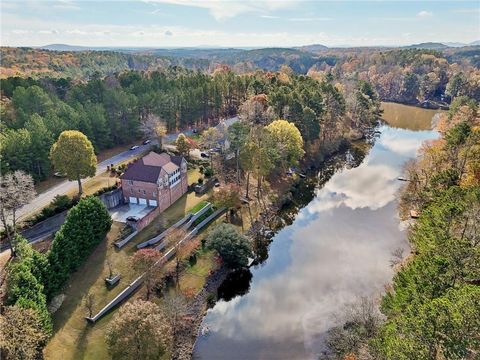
[65, 172, 119, 199]
[179, 249, 218, 294]
[190, 200, 209, 214]
[34, 141, 140, 195]
[44, 188, 214, 359]
[44, 222, 141, 360]
[41, 162, 225, 360]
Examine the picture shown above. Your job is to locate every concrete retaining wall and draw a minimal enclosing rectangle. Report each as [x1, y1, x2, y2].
[21, 210, 67, 242]
[86, 206, 226, 324]
[99, 188, 123, 209]
[182, 203, 212, 230]
[137, 213, 192, 249]
[114, 229, 139, 249]
[86, 274, 145, 323]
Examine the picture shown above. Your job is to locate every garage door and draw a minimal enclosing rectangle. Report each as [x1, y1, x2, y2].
[129, 197, 138, 204]
[139, 198, 147, 205]
[149, 199, 158, 207]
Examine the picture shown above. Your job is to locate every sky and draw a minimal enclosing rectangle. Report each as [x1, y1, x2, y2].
[1, 0, 479, 48]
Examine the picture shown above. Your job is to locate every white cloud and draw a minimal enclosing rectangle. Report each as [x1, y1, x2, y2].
[417, 10, 433, 18]
[146, 0, 300, 20]
[53, 1, 81, 11]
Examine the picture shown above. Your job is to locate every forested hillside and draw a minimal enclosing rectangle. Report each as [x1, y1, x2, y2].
[0, 65, 378, 183]
[324, 96, 480, 359]
[2, 46, 479, 107]
[315, 48, 480, 105]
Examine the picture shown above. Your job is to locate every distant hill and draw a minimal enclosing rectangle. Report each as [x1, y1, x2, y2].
[295, 44, 329, 53]
[406, 42, 449, 50]
[39, 44, 93, 51]
[442, 42, 468, 48]
[470, 40, 480, 46]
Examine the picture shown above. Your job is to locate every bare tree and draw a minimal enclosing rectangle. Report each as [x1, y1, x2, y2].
[238, 96, 274, 126]
[132, 249, 160, 300]
[162, 292, 188, 342]
[84, 292, 96, 318]
[106, 256, 114, 279]
[0, 170, 36, 256]
[164, 228, 189, 287]
[140, 114, 167, 151]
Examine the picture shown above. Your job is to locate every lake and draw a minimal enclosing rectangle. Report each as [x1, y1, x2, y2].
[193, 103, 440, 360]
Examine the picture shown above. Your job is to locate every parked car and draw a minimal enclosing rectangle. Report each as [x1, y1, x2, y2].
[126, 216, 139, 222]
[130, 145, 140, 150]
[214, 180, 221, 187]
[54, 172, 66, 178]
[143, 139, 151, 145]
[200, 152, 210, 158]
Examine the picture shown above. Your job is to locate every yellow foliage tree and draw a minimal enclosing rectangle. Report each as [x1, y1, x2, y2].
[266, 119, 305, 170]
[49, 130, 96, 196]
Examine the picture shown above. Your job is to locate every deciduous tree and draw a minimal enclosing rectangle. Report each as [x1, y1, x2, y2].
[105, 300, 170, 360]
[132, 248, 160, 300]
[49, 130, 96, 196]
[0, 305, 50, 360]
[175, 133, 191, 158]
[265, 119, 304, 170]
[212, 184, 241, 221]
[0, 170, 35, 256]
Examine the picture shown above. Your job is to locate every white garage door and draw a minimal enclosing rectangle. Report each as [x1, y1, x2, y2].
[149, 199, 158, 207]
[139, 198, 147, 205]
[129, 197, 138, 204]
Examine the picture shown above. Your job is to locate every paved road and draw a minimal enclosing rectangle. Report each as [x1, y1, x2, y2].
[16, 116, 239, 222]
[16, 143, 153, 222]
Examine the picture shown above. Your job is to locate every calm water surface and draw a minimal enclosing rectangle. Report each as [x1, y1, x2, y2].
[193, 103, 439, 360]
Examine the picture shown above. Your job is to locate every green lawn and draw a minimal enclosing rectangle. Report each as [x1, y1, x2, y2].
[189, 200, 209, 214]
[44, 189, 212, 360]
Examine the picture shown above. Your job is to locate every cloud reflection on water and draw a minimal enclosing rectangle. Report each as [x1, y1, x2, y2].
[194, 125, 438, 360]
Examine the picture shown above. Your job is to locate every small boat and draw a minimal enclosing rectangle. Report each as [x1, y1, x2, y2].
[397, 176, 409, 182]
[410, 210, 419, 219]
[297, 173, 306, 178]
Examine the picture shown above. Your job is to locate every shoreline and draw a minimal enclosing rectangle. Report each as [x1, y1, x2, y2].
[176, 138, 365, 359]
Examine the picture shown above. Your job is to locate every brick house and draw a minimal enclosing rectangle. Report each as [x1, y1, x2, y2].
[120, 152, 188, 212]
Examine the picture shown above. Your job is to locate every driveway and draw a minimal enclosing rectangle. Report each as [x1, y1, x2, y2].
[15, 116, 239, 223]
[109, 204, 154, 223]
[15, 142, 154, 223]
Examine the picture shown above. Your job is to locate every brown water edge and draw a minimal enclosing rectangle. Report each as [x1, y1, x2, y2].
[381, 102, 445, 131]
[193, 107, 440, 360]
